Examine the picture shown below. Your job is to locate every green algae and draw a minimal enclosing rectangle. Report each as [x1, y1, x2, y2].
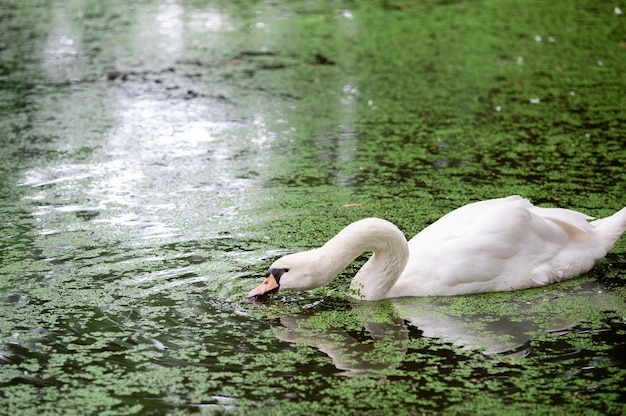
[1, 0, 626, 414]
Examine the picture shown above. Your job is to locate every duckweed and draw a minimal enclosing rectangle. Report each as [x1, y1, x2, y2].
[1, 0, 625, 414]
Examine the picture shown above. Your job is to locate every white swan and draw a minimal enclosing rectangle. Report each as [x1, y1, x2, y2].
[248, 196, 626, 300]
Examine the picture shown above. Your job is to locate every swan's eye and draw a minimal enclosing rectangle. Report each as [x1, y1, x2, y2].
[266, 267, 289, 283]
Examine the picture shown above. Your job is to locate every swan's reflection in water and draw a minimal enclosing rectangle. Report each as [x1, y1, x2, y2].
[268, 280, 625, 375]
[275, 311, 409, 375]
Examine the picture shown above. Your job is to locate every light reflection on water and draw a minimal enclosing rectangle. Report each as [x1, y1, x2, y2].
[33, 0, 281, 244]
[42, 4, 81, 83]
[17, 1, 283, 317]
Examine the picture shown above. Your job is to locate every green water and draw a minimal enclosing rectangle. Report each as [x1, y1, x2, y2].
[1, 0, 625, 414]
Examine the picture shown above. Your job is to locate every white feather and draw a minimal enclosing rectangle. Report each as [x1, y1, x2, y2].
[250, 196, 626, 300]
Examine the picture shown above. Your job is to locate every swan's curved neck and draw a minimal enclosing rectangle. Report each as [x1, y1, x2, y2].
[317, 218, 409, 300]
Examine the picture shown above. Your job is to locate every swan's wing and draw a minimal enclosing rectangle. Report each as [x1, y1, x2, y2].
[396, 196, 585, 296]
[529, 206, 594, 236]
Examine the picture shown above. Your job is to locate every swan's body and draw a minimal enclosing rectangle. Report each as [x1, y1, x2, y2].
[248, 196, 626, 300]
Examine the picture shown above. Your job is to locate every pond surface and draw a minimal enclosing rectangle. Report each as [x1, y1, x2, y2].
[1, 0, 626, 414]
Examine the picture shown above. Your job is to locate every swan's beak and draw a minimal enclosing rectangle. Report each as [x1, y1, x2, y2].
[247, 274, 279, 298]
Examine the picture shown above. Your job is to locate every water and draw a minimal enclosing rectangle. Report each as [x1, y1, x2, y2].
[1, 1, 626, 414]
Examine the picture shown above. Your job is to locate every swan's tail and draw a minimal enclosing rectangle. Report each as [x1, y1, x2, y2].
[591, 206, 626, 249]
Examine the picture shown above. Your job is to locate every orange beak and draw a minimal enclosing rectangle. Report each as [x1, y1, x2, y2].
[247, 273, 279, 298]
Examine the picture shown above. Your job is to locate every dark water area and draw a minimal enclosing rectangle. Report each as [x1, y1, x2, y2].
[1, 1, 626, 414]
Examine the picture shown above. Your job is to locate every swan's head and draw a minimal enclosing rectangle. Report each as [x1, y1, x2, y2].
[247, 250, 328, 298]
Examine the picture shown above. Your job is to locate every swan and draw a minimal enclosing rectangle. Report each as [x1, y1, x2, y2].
[248, 196, 626, 300]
